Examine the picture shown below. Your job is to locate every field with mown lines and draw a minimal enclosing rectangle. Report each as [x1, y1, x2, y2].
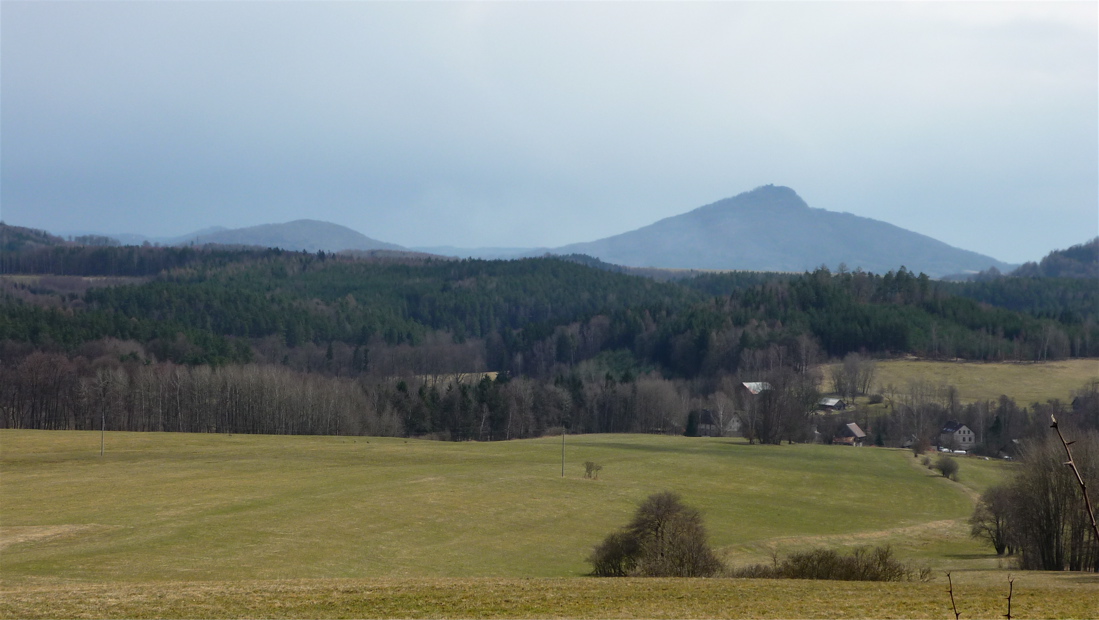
[2, 431, 978, 580]
[3, 429, 1097, 618]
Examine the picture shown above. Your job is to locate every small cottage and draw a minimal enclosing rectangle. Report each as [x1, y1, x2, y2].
[818, 397, 847, 411]
[695, 409, 741, 437]
[833, 422, 867, 446]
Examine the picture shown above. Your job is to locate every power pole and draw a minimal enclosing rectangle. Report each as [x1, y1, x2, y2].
[561, 429, 565, 477]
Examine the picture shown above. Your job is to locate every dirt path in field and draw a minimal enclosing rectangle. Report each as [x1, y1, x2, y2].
[756, 518, 965, 550]
[0, 524, 111, 550]
[903, 451, 982, 502]
[725, 455, 983, 562]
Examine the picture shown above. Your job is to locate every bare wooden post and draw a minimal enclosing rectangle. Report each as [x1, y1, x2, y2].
[1004, 575, 1013, 620]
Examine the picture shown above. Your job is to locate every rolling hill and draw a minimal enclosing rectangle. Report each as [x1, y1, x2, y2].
[4, 430, 1095, 619]
[1012, 237, 1098, 279]
[186, 219, 406, 253]
[0, 431, 990, 581]
[551, 185, 1014, 278]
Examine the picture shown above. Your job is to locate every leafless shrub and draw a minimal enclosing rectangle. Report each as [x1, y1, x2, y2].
[935, 454, 960, 480]
[583, 461, 603, 479]
[730, 545, 929, 582]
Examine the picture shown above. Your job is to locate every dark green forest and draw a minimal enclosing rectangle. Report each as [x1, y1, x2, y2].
[2, 227, 1096, 444]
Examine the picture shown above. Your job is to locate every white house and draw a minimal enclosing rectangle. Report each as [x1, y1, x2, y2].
[939, 421, 976, 451]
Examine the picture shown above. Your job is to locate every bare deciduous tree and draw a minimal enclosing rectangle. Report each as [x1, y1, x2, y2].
[1005, 432, 1099, 571]
[588, 491, 722, 577]
[969, 485, 1015, 555]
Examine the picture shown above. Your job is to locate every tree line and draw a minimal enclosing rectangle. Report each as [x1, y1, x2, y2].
[2, 243, 1097, 445]
[4, 335, 1096, 454]
[3, 251, 1096, 378]
[970, 431, 1099, 572]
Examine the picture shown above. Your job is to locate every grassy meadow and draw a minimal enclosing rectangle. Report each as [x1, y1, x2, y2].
[4, 429, 1098, 618]
[851, 358, 1099, 405]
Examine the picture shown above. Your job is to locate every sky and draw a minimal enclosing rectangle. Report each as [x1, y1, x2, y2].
[2, 1, 1096, 264]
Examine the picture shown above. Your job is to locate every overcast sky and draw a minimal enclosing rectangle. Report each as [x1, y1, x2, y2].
[2, 1, 1095, 264]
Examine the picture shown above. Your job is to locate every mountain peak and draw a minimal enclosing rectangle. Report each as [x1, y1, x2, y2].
[552, 186, 1012, 277]
[734, 184, 808, 207]
[744, 184, 801, 200]
[695, 185, 809, 217]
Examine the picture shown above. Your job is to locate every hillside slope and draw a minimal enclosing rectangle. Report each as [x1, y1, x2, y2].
[0, 222, 68, 252]
[553, 186, 1013, 278]
[189, 219, 406, 253]
[1012, 237, 1098, 279]
[0, 431, 984, 581]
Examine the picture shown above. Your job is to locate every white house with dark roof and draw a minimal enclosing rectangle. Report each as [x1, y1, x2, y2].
[939, 421, 975, 451]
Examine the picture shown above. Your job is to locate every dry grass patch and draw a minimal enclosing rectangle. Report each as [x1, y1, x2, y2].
[2, 576, 1097, 619]
[860, 358, 1099, 405]
[0, 525, 118, 551]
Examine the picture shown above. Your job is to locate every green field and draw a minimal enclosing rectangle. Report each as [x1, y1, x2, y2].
[3, 430, 1097, 619]
[851, 358, 1099, 405]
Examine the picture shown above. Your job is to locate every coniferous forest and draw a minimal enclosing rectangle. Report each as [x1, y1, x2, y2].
[2, 226, 1097, 446]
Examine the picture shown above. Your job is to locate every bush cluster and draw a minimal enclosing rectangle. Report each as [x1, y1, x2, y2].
[588, 492, 723, 577]
[731, 545, 929, 582]
[934, 454, 960, 480]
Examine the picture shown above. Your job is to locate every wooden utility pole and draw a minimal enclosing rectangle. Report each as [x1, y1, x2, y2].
[561, 429, 565, 477]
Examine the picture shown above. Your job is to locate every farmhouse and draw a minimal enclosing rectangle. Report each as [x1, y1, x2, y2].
[740, 381, 772, 395]
[696, 409, 718, 436]
[694, 409, 741, 437]
[833, 422, 866, 446]
[818, 397, 847, 411]
[939, 421, 975, 451]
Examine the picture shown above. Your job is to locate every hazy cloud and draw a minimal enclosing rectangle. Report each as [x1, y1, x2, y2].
[2, 1, 1095, 263]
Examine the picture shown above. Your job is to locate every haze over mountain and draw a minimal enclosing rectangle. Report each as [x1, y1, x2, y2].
[37, 186, 1021, 277]
[548, 185, 1014, 278]
[185, 220, 406, 253]
[126, 227, 230, 247]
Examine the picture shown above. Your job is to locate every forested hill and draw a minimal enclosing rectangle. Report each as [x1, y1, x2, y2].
[947, 238, 1099, 326]
[1, 245, 1094, 376]
[3, 243, 1097, 442]
[1, 223, 69, 252]
[1012, 238, 1098, 279]
[188, 219, 407, 253]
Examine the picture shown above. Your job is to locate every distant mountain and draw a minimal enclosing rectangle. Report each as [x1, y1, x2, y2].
[157, 226, 230, 246]
[68, 226, 229, 247]
[551, 185, 1014, 278]
[1011, 238, 1098, 279]
[411, 245, 546, 260]
[187, 220, 406, 253]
